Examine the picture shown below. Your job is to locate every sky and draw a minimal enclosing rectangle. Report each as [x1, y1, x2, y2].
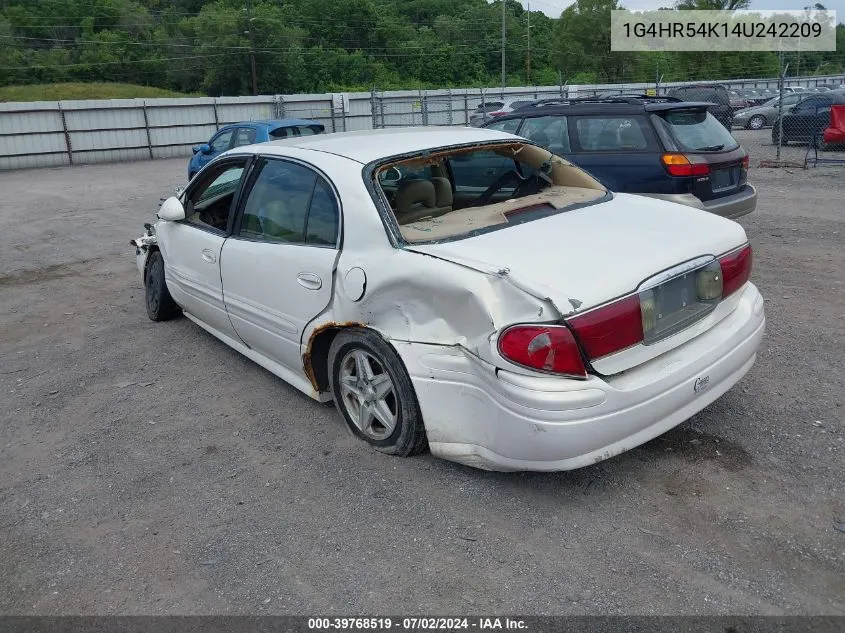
[518, 0, 844, 19]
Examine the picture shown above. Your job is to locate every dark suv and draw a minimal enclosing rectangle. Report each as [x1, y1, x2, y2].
[666, 84, 734, 130]
[481, 95, 756, 219]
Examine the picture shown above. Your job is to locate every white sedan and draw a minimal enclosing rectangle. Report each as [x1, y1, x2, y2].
[132, 127, 765, 471]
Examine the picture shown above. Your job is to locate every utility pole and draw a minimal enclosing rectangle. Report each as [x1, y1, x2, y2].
[245, 0, 258, 95]
[525, 3, 531, 85]
[501, 0, 506, 92]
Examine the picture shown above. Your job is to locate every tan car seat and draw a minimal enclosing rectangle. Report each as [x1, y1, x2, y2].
[395, 178, 452, 225]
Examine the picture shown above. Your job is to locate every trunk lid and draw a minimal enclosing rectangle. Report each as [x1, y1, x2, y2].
[408, 193, 748, 372]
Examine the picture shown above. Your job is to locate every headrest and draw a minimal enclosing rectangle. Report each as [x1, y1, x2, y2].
[396, 179, 436, 211]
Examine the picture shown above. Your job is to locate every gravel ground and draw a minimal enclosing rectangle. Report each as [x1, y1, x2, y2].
[0, 153, 843, 616]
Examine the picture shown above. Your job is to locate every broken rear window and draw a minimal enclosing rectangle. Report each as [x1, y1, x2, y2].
[373, 143, 607, 244]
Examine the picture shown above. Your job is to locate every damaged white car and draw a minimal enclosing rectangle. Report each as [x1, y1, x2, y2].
[132, 127, 765, 471]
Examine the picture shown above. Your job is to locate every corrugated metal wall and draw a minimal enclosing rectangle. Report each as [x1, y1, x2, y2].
[1, 73, 843, 170]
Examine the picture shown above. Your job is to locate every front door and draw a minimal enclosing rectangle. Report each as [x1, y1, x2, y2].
[157, 158, 248, 340]
[220, 158, 340, 371]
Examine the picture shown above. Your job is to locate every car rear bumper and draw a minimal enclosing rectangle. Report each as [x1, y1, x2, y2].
[640, 183, 756, 220]
[394, 283, 765, 472]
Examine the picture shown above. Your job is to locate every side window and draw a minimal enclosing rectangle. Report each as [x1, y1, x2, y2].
[184, 161, 247, 232]
[520, 116, 570, 153]
[239, 160, 315, 243]
[209, 129, 233, 153]
[269, 127, 291, 139]
[305, 180, 339, 246]
[486, 118, 521, 134]
[238, 159, 338, 247]
[295, 125, 322, 136]
[233, 127, 257, 148]
[573, 117, 649, 151]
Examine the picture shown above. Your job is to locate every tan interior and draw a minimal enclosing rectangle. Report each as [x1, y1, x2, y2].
[399, 186, 605, 242]
[375, 142, 607, 242]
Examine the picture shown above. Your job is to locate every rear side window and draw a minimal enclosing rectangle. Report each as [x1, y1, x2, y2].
[652, 110, 739, 152]
[572, 116, 650, 152]
[520, 116, 571, 153]
[269, 127, 292, 139]
[486, 118, 521, 134]
[305, 180, 339, 245]
[233, 127, 256, 148]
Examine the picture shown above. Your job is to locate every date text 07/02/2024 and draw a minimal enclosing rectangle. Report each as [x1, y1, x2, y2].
[307, 617, 528, 631]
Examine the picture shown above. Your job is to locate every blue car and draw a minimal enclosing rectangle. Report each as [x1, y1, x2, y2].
[188, 118, 325, 179]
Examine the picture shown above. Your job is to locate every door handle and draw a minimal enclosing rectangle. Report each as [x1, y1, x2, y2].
[297, 272, 322, 290]
[201, 248, 217, 264]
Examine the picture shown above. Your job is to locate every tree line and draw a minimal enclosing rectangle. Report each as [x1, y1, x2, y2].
[1, 0, 843, 96]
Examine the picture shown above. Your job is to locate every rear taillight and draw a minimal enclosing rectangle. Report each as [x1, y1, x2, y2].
[498, 325, 587, 378]
[506, 247, 752, 370]
[662, 153, 711, 177]
[489, 110, 506, 117]
[568, 295, 644, 360]
[741, 154, 750, 169]
[719, 244, 753, 298]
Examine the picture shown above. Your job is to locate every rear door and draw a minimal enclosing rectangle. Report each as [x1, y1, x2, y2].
[563, 114, 667, 193]
[220, 157, 340, 371]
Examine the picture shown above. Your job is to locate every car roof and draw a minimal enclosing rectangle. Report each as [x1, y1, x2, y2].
[224, 118, 323, 129]
[670, 84, 727, 91]
[488, 98, 716, 119]
[249, 126, 519, 164]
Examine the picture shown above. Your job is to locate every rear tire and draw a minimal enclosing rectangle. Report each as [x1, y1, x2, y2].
[748, 115, 765, 130]
[145, 250, 181, 322]
[328, 328, 427, 457]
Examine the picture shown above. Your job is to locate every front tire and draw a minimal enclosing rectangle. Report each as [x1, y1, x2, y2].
[748, 115, 765, 130]
[328, 328, 427, 457]
[145, 250, 181, 322]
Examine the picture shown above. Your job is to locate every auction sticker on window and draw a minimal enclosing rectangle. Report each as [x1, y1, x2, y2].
[611, 10, 837, 52]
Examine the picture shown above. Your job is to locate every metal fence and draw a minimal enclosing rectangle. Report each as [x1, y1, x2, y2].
[1, 73, 844, 171]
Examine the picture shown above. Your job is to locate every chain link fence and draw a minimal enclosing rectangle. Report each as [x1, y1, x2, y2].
[362, 79, 845, 169]
[3, 73, 843, 171]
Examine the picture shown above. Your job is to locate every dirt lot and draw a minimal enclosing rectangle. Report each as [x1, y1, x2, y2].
[0, 147, 843, 615]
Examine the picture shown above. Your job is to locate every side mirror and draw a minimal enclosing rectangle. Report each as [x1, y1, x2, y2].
[200, 143, 213, 154]
[157, 196, 186, 222]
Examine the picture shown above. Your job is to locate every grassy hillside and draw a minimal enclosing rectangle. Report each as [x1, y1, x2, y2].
[0, 83, 196, 102]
